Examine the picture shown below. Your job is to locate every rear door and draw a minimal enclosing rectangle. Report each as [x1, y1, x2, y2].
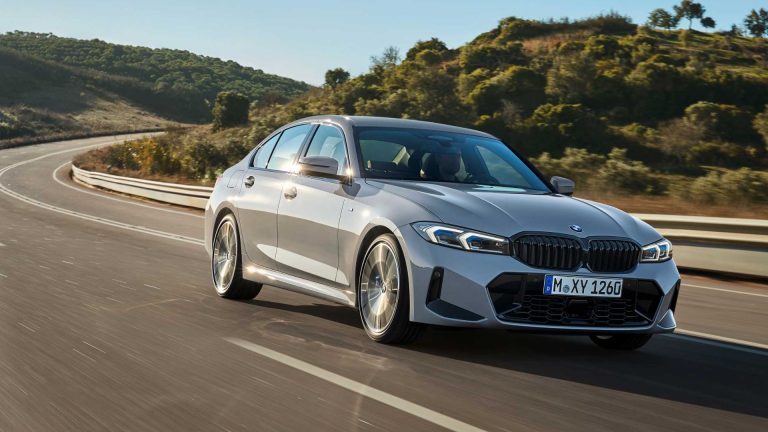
[237, 124, 313, 270]
[275, 124, 349, 286]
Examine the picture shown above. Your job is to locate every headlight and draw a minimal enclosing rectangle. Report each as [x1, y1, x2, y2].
[640, 239, 673, 263]
[412, 222, 509, 254]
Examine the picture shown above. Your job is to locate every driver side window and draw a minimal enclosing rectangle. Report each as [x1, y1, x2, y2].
[304, 125, 347, 175]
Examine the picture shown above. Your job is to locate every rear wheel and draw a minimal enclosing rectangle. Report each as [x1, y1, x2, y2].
[212, 214, 261, 300]
[589, 334, 653, 350]
[358, 234, 423, 344]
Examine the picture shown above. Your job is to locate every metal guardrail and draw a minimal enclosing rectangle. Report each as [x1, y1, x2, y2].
[72, 165, 213, 209]
[72, 165, 768, 278]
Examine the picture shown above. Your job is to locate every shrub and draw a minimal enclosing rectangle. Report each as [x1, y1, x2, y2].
[405, 38, 448, 61]
[467, 66, 545, 115]
[531, 147, 606, 180]
[678, 168, 768, 205]
[683, 101, 758, 144]
[595, 148, 663, 194]
[211, 91, 249, 131]
[459, 43, 527, 72]
[754, 105, 768, 150]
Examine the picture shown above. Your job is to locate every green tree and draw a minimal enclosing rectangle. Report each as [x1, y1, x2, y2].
[458, 43, 527, 73]
[405, 38, 448, 61]
[211, 91, 249, 131]
[370, 46, 401, 69]
[700, 17, 716, 29]
[673, 1, 708, 29]
[647, 8, 679, 30]
[324, 68, 350, 89]
[744, 8, 768, 38]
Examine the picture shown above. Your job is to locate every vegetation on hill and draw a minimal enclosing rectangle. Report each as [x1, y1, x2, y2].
[0, 32, 311, 116]
[0, 47, 176, 141]
[0, 32, 312, 141]
[78, 7, 768, 214]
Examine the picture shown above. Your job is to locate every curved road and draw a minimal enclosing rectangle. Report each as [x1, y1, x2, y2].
[0, 135, 766, 431]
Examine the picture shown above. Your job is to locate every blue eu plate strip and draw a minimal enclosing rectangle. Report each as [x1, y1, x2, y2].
[544, 275, 553, 295]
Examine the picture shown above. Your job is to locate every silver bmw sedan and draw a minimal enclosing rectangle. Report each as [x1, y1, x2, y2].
[205, 115, 680, 349]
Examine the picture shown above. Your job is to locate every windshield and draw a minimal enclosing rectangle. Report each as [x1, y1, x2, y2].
[355, 127, 551, 192]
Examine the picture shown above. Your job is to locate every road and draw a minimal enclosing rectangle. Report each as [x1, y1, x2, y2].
[0, 135, 766, 432]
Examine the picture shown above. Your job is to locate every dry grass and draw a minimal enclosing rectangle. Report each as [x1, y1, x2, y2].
[521, 30, 594, 55]
[579, 192, 768, 219]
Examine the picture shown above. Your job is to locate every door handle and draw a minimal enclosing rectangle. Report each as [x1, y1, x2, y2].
[284, 186, 298, 199]
[244, 176, 255, 188]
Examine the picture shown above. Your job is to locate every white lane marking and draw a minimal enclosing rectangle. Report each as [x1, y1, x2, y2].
[0, 144, 204, 246]
[143, 284, 160, 290]
[670, 329, 768, 356]
[0, 273, 7, 278]
[53, 161, 203, 219]
[682, 283, 768, 299]
[0, 139, 204, 247]
[72, 348, 96, 362]
[18, 322, 35, 332]
[82, 341, 106, 354]
[226, 338, 487, 432]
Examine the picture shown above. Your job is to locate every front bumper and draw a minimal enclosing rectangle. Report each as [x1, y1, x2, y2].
[395, 226, 680, 334]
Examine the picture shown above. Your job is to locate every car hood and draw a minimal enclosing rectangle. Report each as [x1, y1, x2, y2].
[365, 180, 661, 244]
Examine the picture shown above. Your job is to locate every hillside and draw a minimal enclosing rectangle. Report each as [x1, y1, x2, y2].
[83, 13, 768, 214]
[0, 31, 312, 142]
[0, 32, 311, 112]
[0, 47, 178, 141]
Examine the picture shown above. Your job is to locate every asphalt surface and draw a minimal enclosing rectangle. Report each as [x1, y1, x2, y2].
[0, 135, 766, 432]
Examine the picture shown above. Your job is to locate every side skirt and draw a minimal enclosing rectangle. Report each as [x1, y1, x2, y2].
[243, 263, 355, 307]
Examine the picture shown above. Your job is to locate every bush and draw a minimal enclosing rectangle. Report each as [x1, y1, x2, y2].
[531, 147, 606, 180]
[755, 105, 768, 150]
[459, 43, 527, 72]
[526, 103, 610, 155]
[596, 148, 663, 194]
[683, 101, 758, 144]
[678, 168, 768, 205]
[211, 91, 250, 131]
[467, 66, 545, 115]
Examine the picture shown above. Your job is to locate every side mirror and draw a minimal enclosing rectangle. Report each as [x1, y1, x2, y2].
[298, 156, 341, 179]
[550, 176, 575, 196]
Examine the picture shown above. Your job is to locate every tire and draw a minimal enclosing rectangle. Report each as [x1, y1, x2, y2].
[589, 334, 653, 350]
[357, 233, 423, 344]
[211, 213, 262, 300]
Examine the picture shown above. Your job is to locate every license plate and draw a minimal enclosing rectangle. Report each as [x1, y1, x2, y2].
[544, 275, 623, 298]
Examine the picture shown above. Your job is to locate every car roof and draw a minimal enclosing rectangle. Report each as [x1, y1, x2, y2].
[289, 115, 498, 139]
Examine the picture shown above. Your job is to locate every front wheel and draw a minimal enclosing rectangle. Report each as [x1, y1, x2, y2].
[358, 234, 423, 344]
[589, 334, 653, 350]
[212, 214, 262, 300]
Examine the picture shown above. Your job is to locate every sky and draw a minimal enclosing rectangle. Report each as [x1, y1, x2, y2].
[1, 0, 764, 85]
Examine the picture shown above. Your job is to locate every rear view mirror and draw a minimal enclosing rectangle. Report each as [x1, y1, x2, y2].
[298, 156, 341, 179]
[550, 176, 575, 195]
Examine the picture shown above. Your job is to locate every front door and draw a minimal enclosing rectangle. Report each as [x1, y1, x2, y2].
[237, 124, 314, 270]
[275, 124, 348, 286]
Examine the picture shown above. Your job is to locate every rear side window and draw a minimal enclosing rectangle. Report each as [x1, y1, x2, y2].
[267, 124, 313, 172]
[252, 133, 280, 168]
[304, 125, 346, 175]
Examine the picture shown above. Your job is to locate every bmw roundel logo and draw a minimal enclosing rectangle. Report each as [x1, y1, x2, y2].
[569, 224, 583, 232]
